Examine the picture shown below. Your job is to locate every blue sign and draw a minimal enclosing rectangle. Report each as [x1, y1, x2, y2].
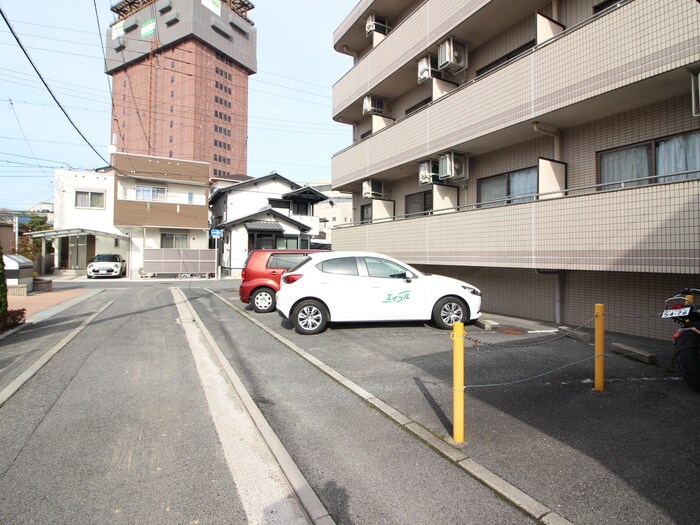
[211, 229, 223, 238]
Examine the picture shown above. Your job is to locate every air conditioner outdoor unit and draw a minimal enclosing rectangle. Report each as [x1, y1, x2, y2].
[418, 160, 440, 185]
[362, 95, 386, 115]
[438, 152, 468, 180]
[362, 179, 384, 199]
[417, 55, 442, 84]
[366, 13, 389, 36]
[437, 38, 467, 73]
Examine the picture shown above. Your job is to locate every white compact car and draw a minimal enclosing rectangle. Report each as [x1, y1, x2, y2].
[276, 251, 481, 334]
[87, 254, 126, 278]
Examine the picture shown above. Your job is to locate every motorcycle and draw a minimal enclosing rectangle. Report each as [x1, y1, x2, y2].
[662, 288, 700, 392]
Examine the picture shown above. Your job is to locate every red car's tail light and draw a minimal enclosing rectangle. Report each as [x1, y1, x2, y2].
[283, 274, 303, 284]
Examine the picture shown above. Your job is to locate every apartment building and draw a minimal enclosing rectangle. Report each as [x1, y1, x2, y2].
[330, 0, 700, 340]
[105, 0, 256, 179]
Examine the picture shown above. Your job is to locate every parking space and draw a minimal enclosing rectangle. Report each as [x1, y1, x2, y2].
[211, 289, 700, 525]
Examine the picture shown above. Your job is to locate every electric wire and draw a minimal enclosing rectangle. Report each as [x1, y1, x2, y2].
[0, 6, 109, 165]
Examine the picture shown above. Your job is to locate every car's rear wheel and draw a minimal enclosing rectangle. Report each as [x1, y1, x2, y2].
[432, 297, 468, 330]
[291, 300, 328, 334]
[251, 287, 276, 313]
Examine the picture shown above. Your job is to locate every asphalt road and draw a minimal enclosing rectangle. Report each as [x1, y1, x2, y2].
[1, 279, 699, 524]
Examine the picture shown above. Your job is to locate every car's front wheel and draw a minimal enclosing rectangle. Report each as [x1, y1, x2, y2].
[432, 297, 468, 330]
[291, 299, 328, 334]
[251, 287, 276, 313]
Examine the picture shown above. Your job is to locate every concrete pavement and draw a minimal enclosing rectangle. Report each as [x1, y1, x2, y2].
[2, 278, 700, 524]
[0, 282, 320, 524]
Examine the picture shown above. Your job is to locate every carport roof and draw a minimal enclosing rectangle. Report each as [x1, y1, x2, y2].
[24, 228, 128, 240]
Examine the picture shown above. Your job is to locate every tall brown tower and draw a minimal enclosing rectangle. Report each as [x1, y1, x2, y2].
[105, 0, 256, 179]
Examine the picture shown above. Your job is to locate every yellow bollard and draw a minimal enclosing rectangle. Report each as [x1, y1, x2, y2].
[594, 303, 605, 392]
[452, 321, 465, 443]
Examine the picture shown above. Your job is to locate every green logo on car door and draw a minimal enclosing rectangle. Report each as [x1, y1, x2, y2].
[383, 290, 410, 303]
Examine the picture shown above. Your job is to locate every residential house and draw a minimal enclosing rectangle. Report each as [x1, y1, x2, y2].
[28, 153, 215, 278]
[209, 172, 328, 277]
[330, 0, 700, 340]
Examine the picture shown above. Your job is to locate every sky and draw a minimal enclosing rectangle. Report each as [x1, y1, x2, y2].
[0, 0, 356, 210]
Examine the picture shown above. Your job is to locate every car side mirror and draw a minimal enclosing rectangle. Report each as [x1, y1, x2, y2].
[405, 271, 415, 282]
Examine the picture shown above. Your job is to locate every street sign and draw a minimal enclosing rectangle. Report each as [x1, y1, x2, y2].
[211, 229, 223, 238]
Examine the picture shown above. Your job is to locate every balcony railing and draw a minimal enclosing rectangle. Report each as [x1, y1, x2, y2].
[332, 0, 700, 188]
[331, 176, 700, 275]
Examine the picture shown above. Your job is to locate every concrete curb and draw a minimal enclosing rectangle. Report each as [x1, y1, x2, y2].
[208, 289, 574, 525]
[182, 288, 335, 525]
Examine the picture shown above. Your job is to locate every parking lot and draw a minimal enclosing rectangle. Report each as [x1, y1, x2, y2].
[191, 285, 700, 525]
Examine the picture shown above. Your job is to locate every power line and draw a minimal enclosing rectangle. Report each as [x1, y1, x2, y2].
[7, 99, 52, 181]
[0, 6, 109, 165]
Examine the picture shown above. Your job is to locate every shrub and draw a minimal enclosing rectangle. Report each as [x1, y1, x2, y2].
[0, 308, 26, 333]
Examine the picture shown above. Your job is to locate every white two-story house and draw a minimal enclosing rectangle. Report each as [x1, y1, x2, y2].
[209, 172, 328, 277]
[29, 153, 215, 278]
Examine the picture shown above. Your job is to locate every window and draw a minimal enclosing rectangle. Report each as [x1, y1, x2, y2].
[364, 257, 409, 279]
[268, 253, 307, 269]
[187, 192, 194, 204]
[405, 190, 433, 216]
[160, 232, 189, 248]
[269, 199, 290, 209]
[656, 133, 700, 182]
[599, 145, 651, 190]
[599, 131, 700, 189]
[292, 202, 309, 215]
[477, 167, 538, 207]
[136, 185, 166, 202]
[75, 191, 105, 209]
[276, 237, 298, 249]
[317, 257, 358, 276]
[360, 204, 372, 223]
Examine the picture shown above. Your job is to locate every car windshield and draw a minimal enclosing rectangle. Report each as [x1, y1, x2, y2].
[94, 254, 120, 262]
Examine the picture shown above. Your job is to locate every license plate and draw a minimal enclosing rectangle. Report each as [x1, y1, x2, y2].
[662, 307, 690, 318]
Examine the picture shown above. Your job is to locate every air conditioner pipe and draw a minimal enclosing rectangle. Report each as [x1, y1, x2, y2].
[536, 269, 563, 325]
[532, 122, 561, 160]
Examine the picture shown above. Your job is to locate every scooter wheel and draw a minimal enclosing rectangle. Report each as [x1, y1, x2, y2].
[676, 346, 700, 393]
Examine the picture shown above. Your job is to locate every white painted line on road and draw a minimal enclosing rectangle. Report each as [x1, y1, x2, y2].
[207, 289, 575, 525]
[171, 288, 330, 525]
[0, 301, 114, 408]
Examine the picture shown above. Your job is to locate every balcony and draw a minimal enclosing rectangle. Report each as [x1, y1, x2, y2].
[332, 0, 700, 190]
[333, 0, 550, 120]
[331, 179, 700, 275]
[114, 199, 208, 229]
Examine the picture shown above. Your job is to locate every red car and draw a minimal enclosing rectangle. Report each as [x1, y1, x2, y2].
[239, 249, 320, 313]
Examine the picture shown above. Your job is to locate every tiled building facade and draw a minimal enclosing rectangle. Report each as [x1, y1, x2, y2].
[105, 0, 256, 179]
[330, 0, 700, 340]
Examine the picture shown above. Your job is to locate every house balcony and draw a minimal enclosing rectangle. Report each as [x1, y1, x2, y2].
[114, 200, 208, 229]
[332, 0, 700, 191]
[331, 178, 700, 275]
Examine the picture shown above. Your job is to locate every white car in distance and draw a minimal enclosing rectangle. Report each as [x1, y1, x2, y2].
[276, 251, 481, 334]
[86, 254, 126, 278]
